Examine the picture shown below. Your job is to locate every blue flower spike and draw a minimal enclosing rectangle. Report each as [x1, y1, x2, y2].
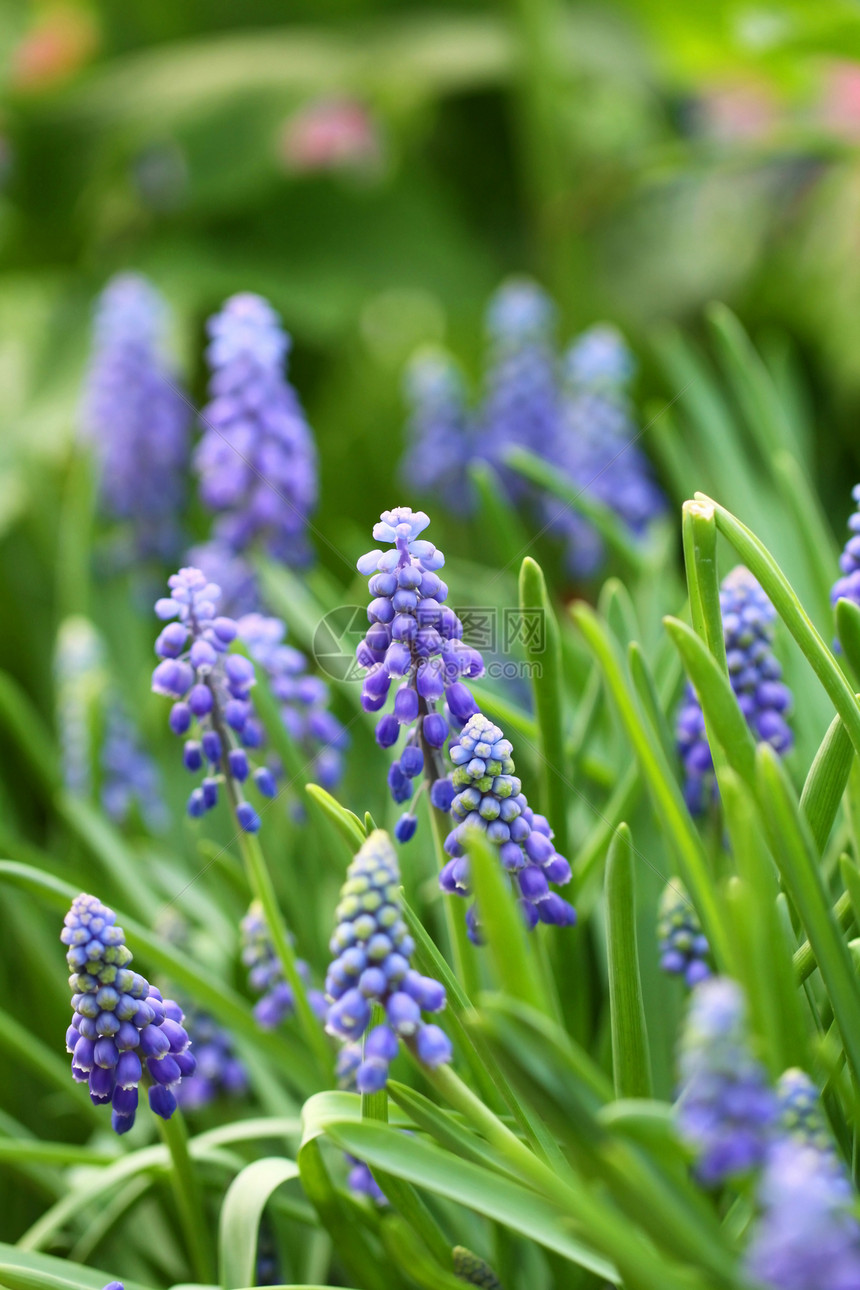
[676, 977, 776, 1185]
[241, 900, 327, 1030]
[195, 293, 317, 568]
[677, 566, 793, 815]
[152, 567, 273, 830]
[62, 894, 194, 1134]
[658, 878, 711, 988]
[81, 272, 191, 561]
[439, 712, 575, 941]
[325, 829, 452, 1091]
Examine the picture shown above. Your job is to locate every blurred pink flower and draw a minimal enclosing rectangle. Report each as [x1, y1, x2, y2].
[818, 60, 860, 140]
[695, 81, 778, 144]
[279, 98, 382, 174]
[10, 5, 98, 91]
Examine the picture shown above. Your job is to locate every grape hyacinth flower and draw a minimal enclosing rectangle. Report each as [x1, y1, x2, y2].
[152, 567, 273, 832]
[657, 878, 710, 988]
[194, 293, 317, 568]
[776, 1068, 836, 1158]
[174, 1005, 248, 1110]
[541, 329, 666, 578]
[676, 567, 793, 815]
[564, 323, 636, 392]
[745, 1139, 860, 1290]
[676, 977, 776, 1184]
[438, 712, 575, 941]
[63, 894, 194, 1134]
[241, 900, 327, 1030]
[355, 507, 484, 835]
[238, 612, 349, 794]
[402, 349, 474, 513]
[475, 279, 560, 498]
[81, 272, 191, 561]
[325, 830, 452, 1091]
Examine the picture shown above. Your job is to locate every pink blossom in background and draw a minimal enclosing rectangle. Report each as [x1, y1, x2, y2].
[694, 80, 778, 144]
[279, 98, 383, 175]
[10, 6, 98, 91]
[818, 60, 860, 140]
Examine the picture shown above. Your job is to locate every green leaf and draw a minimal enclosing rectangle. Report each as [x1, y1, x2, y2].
[605, 825, 652, 1099]
[0, 670, 60, 798]
[0, 1006, 101, 1122]
[304, 1096, 617, 1282]
[628, 642, 675, 768]
[836, 598, 860, 682]
[219, 1157, 301, 1290]
[0, 1246, 154, 1290]
[468, 459, 532, 570]
[799, 714, 854, 855]
[720, 778, 808, 1076]
[518, 556, 569, 856]
[505, 447, 647, 571]
[304, 784, 366, 851]
[571, 603, 732, 969]
[663, 617, 756, 783]
[756, 746, 860, 1084]
[464, 829, 547, 1016]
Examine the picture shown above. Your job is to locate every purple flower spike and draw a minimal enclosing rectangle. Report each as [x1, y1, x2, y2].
[657, 878, 711, 989]
[676, 977, 776, 1186]
[442, 712, 575, 941]
[355, 506, 485, 835]
[81, 273, 191, 562]
[241, 901, 318, 1033]
[195, 293, 317, 567]
[324, 830, 451, 1091]
[746, 1139, 860, 1290]
[677, 567, 793, 815]
[151, 568, 279, 829]
[62, 894, 194, 1134]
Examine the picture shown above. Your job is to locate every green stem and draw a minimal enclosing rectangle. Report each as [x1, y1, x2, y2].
[157, 1111, 213, 1285]
[237, 828, 332, 1078]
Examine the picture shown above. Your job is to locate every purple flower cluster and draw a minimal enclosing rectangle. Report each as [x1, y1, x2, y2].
[81, 272, 191, 560]
[476, 280, 560, 499]
[325, 829, 452, 1091]
[63, 894, 194, 1134]
[657, 878, 710, 988]
[541, 332, 666, 577]
[238, 613, 349, 793]
[401, 283, 666, 577]
[194, 293, 317, 568]
[240, 900, 326, 1030]
[402, 350, 474, 513]
[173, 1005, 248, 1110]
[356, 508, 483, 837]
[676, 977, 776, 1185]
[677, 567, 793, 815]
[152, 567, 276, 832]
[439, 713, 575, 941]
[745, 1139, 860, 1290]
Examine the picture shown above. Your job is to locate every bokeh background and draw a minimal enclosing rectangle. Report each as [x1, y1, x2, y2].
[2, 0, 860, 1249]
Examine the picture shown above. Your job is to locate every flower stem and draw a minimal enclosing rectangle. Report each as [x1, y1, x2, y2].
[157, 1110, 213, 1285]
[237, 826, 332, 1078]
[427, 797, 480, 1001]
